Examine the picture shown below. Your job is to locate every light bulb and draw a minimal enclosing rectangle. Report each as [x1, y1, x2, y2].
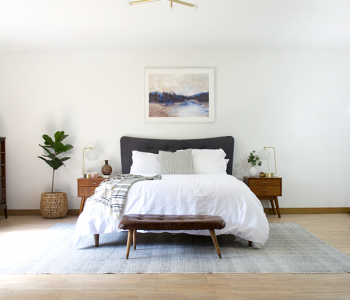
[259, 149, 270, 160]
[87, 149, 98, 161]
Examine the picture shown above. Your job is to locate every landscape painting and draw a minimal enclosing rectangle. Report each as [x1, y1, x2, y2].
[144, 68, 215, 122]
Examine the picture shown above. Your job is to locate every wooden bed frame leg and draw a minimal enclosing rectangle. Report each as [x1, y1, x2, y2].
[133, 229, 137, 250]
[94, 234, 99, 247]
[209, 229, 222, 258]
[126, 230, 133, 259]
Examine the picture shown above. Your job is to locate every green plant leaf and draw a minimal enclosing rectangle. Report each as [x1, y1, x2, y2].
[39, 144, 55, 158]
[54, 131, 68, 144]
[42, 134, 54, 147]
[61, 157, 71, 162]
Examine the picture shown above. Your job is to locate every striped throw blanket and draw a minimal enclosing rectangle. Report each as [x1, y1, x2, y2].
[88, 174, 161, 218]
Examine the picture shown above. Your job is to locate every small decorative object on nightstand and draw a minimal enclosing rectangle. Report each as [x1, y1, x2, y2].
[243, 176, 282, 218]
[248, 150, 262, 177]
[101, 160, 112, 175]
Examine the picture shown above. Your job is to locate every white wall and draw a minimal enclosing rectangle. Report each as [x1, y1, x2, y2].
[0, 50, 349, 209]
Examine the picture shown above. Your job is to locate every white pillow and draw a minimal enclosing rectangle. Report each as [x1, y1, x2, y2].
[191, 149, 227, 174]
[130, 151, 159, 175]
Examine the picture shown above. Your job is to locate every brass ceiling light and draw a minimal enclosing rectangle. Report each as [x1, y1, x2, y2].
[128, 0, 197, 9]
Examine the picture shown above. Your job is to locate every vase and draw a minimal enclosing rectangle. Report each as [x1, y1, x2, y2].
[249, 166, 258, 178]
[101, 160, 112, 175]
[40, 192, 68, 219]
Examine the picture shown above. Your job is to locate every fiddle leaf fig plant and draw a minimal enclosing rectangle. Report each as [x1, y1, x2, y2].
[248, 150, 262, 167]
[38, 131, 73, 193]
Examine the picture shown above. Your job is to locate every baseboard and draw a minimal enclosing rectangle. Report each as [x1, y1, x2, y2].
[6, 209, 80, 216]
[5, 208, 350, 216]
[264, 207, 350, 214]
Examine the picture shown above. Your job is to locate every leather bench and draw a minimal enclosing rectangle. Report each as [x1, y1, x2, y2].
[118, 214, 226, 259]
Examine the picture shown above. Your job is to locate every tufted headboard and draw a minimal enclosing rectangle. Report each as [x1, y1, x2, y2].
[120, 136, 234, 175]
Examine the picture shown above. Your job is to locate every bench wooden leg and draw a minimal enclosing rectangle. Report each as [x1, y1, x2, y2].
[209, 229, 222, 258]
[94, 234, 99, 247]
[133, 229, 137, 250]
[126, 229, 133, 259]
[248, 241, 252, 247]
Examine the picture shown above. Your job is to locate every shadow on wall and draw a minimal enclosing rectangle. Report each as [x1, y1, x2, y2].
[233, 154, 250, 179]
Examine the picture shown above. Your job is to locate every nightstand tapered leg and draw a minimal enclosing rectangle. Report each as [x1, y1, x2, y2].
[79, 197, 86, 215]
[270, 199, 276, 215]
[274, 196, 281, 218]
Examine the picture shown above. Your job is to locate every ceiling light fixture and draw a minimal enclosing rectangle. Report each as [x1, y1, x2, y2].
[128, 0, 197, 9]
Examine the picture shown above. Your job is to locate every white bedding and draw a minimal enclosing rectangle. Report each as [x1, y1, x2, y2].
[74, 174, 269, 248]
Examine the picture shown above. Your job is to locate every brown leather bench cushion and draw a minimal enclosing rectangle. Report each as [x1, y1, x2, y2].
[118, 214, 226, 231]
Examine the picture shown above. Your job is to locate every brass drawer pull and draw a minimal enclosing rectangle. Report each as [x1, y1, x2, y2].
[263, 182, 267, 184]
[92, 182, 97, 185]
[263, 190, 267, 192]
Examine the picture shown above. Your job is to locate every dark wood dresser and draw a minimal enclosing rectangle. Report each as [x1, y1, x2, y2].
[243, 176, 282, 218]
[0, 137, 7, 218]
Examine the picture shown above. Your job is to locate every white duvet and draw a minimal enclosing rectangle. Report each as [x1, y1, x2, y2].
[74, 174, 269, 248]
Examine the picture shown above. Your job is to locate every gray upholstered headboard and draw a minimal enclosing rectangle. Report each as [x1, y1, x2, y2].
[120, 136, 234, 175]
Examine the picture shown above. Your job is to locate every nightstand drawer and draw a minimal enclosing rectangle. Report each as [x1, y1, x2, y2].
[250, 185, 281, 196]
[78, 179, 105, 187]
[78, 187, 97, 197]
[249, 179, 281, 186]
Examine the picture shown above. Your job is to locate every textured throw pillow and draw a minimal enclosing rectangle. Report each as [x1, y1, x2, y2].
[130, 151, 159, 175]
[191, 149, 227, 174]
[159, 149, 194, 175]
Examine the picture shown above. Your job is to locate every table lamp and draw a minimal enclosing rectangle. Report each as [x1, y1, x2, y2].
[82, 147, 98, 178]
[259, 147, 277, 177]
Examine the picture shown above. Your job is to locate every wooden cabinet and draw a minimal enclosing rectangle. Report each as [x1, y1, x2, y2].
[77, 178, 106, 215]
[0, 137, 6, 218]
[243, 176, 282, 218]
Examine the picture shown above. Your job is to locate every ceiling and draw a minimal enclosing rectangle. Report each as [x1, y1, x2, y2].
[1, 0, 350, 52]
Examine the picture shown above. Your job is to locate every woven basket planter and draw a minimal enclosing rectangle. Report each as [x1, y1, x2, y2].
[40, 192, 68, 219]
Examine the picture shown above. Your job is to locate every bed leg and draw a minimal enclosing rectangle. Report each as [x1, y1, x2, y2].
[133, 229, 137, 250]
[248, 241, 252, 247]
[209, 229, 222, 258]
[94, 234, 99, 247]
[126, 230, 133, 259]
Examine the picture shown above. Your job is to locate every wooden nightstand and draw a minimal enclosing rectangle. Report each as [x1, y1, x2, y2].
[77, 178, 106, 215]
[243, 176, 282, 218]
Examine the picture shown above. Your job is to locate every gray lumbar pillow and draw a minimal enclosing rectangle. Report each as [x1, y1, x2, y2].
[159, 149, 194, 175]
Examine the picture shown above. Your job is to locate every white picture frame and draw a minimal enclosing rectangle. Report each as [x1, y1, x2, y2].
[144, 68, 215, 122]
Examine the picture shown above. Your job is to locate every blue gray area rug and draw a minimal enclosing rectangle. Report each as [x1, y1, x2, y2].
[1, 222, 350, 274]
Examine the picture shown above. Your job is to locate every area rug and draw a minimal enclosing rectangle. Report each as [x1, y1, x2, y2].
[1, 222, 350, 274]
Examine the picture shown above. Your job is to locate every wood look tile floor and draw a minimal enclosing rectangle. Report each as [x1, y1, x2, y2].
[0, 213, 349, 299]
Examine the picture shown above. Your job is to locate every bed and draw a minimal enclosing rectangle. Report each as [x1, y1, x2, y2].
[74, 136, 269, 248]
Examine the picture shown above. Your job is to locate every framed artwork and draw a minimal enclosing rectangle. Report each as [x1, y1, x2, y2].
[144, 68, 215, 122]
